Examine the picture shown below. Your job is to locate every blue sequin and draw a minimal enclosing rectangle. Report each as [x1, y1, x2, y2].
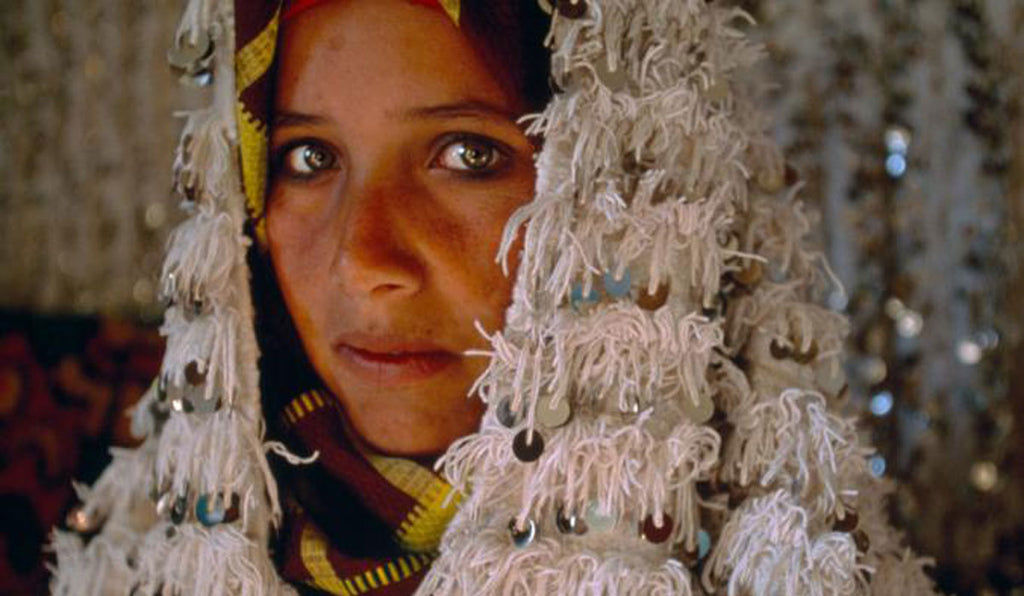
[196, 494, 226, 526]
[603, 270, 632, 299]
[698, 529, 712, 559]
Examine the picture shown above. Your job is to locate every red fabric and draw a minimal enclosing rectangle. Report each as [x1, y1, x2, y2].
[275, 394, 434, 595]
[282, 0, 447, 22]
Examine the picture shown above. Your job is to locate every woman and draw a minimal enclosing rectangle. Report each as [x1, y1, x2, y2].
[255, 0, 552, 592]
[52, 0, 940, 594]
[52, 1, 553, 595]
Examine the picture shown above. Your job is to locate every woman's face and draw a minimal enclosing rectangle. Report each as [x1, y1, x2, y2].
[268, 0, 536, 457]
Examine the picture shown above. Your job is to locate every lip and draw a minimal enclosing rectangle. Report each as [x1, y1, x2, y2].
[332, 333, 460, 385]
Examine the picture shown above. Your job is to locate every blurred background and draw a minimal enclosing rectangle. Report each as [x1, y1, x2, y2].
[0, 0, 1021, 594]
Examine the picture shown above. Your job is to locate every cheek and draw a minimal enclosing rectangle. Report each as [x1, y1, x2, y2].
[450, 191, 532, 329]
[266, 204, 334, 333]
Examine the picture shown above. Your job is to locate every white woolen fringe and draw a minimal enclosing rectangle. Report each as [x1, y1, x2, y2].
[49, 446, 158, 595]
[720, 389, 868, 519]
[439, 411, 720, 550]
[418, 523, 695, 596]
[469, 306, 722, 415]
[704, 490, 868, 596]
[172, 106, 235, 207]
[160, 206, 244, 313]
[50, 0, 286, 592]
[154, 410, 268, 528]
[131, 524, 293, 596]
[50, 527, 135, 596]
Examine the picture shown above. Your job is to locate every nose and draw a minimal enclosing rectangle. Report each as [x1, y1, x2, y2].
[333, 176, 425, 299]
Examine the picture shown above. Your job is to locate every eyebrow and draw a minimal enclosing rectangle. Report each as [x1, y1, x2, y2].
[273, 111, 329, 128]
[273, 99, 518, 130]
[394, 99, 518, 122]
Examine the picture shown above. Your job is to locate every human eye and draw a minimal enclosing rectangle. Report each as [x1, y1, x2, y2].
[272, 139, 339, 180]
[432, 134, 510, 176]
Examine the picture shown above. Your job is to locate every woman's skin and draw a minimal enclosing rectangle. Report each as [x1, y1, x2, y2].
[268, 0, 536, 457]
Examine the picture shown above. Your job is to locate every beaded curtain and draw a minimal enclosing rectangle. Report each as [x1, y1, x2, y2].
[0, 0, 1022, 594]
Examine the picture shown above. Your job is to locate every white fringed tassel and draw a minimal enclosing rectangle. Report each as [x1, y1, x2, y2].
[132, 524, 286, 596]
[721, 389, 868, 519]
[704, 490, 868, 596]
[421, 523, 695, 596]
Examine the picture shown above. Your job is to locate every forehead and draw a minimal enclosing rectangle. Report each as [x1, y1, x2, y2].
[274, 0, 517, 115]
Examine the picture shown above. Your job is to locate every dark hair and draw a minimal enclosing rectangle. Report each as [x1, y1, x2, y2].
[251, 1, 553, 559]
[460, 1, 553, 112]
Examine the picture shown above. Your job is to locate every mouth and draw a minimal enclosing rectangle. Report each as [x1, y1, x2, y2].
[332, 334, 460, 385]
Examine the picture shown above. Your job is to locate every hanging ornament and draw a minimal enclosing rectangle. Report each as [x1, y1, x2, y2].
[594, 57, 629, 91]
[833, 509, 859, 533]
[184, 360, 206, 386]
[166, 31, 213, 70]
[556, 0, 586, 19]
[602, 269, 632, 299]
[731, 260, 764, 288]
[636, 281, 670, 311]
[508, 518, 536, 548]
[536, 394, 572, 429]
[512, 429, 545, 462]
[570, 282, 601, 311]
[681, 393, 714, 424]
[555, 506, 587, 535]
[195, 493, 239, 527]
[583, 501, 616, 533]
[639, 513, 674, 544]
[496, 396, 519, 428]
[170, 494, 189, 525]
[65, 506, 100, 534]
[697, 529, 712, 559]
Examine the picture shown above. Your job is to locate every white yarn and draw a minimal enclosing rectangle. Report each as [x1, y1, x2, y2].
[420, 522, 696, 596]
[470, 306, 722, 416]
[704, 490, 869, 596]
[439, 411, 720, 551]
[132, 523, 294, 596]
[721, 389, 869, 519]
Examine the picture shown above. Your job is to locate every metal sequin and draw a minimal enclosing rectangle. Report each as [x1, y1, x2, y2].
[556, 0, 586, 19]
[512, 429, 545, 462]
[602, 269, 632, 299]
[170, 495, 189, 525]
[639, 513, 673, 543]
[166, 31, 212, 69]
[184, 361, 206, 386]
[555, 506, 587, 535]
[583, 501, 616, 533]
[536, 394, 571, 429]
[66, 506, 98, 533]
[636, 281, 670, 311]
[833, 510, 859, 533]
[195, 494, 225, 527]
[681, 394, 714, 424]
[769, 338, 792, 359]
[496, 397, 519, 428]
[509, 518, 536, 548]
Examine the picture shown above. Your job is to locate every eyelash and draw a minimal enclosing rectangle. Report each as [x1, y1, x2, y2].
[270, 134, 512, 183]
[430, 133, 511, 178]
[271, 138, 339, 182]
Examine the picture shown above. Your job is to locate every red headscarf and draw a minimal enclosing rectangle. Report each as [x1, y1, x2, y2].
[282, 0, 460, 25]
